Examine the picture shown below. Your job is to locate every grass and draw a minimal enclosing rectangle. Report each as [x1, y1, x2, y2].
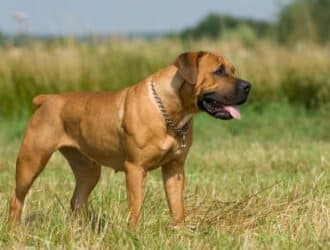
[0, 102, 329, 249]
[0, 37, 329, 248]
[0, 39, 330, 118]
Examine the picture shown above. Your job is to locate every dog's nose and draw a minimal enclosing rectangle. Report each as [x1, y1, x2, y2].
[237, 80, 251, 94]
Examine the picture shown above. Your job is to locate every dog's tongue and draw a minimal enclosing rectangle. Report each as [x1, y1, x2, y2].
[223, 106, 241, 120]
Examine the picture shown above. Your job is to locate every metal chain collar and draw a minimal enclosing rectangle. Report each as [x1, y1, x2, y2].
[150, 79, 190, 148]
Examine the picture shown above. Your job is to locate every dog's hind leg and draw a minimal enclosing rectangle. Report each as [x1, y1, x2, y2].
[59, 147, 101, 214]
[9, 127, 58, 223]
[9, 99, 65, 224]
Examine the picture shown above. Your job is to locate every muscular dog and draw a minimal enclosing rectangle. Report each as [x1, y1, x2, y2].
[9, 51, 251, 227]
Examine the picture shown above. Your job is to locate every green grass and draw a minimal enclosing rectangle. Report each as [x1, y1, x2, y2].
[0, 102, 329, 249]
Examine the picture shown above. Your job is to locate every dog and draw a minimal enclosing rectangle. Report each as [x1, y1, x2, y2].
[9, 51, 251, 227]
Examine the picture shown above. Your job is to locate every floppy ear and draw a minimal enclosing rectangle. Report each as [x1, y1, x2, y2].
[174, 51, 205, 84]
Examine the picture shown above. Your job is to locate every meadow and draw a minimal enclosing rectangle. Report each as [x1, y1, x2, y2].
[0, 38, 329, 117]
[0, 38, 329, 249]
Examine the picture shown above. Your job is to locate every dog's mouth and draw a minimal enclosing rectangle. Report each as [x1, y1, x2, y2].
[198, 94, 244, 120]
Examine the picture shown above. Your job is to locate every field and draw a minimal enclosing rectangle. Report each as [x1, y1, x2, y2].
[0, 39, 329, 249]
[0, 39, 329, 117]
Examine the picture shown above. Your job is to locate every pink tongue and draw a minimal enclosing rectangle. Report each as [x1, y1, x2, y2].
[223, 106, 241, 120]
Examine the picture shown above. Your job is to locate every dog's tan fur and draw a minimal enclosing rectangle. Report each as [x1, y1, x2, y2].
[9, 51, 245, 227]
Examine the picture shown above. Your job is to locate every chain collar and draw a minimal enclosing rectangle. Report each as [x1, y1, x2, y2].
[150, 79, 190, 148]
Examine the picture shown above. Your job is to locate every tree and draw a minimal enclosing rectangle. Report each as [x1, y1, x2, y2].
[180, 13, 272, 40]
[277, 0, 330, 44]
[0, 30, 5, 45]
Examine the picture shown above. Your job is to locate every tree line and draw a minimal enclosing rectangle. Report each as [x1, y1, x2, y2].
[179, 0, 330, 45]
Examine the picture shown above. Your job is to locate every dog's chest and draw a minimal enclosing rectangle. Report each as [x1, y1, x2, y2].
[161, 139, 184, 156]
[144, 136, 188, 168]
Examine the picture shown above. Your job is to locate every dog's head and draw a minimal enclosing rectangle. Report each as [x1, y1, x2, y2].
[174, 51, 251, 120]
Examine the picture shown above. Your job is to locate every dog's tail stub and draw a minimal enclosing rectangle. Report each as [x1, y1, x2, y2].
[33, 94, 50, 107]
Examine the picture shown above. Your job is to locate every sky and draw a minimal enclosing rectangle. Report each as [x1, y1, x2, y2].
[0, 0, 292, 35]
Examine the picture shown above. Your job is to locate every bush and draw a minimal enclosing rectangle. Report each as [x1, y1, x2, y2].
[280, 69, 330, 108]
[277, 0, 330, 44]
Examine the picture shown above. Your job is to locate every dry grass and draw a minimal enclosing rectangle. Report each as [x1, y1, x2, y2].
[0, 37, 329, 248]
[0, 103, 329, 249]
[0, 38, 329, 117]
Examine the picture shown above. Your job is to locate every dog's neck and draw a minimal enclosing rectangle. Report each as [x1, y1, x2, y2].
[150, 66, 196, 128]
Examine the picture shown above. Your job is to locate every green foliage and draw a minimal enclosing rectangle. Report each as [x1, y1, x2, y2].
[0, 31, 5, 45]
[222, 24, 259, 47]
[180, 13, 273, 40]
[178, 1, 329, 45]
[277, 0, 330, 44]
[280, 69, 330, 108]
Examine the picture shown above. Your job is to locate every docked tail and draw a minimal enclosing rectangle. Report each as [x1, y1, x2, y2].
[32, 95, 50, 107]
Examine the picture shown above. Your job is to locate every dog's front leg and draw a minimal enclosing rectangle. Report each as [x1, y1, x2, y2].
[124, 161, 146, 228]
[162, 159, 185, 226]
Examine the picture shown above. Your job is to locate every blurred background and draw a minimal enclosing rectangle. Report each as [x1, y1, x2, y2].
[0, 0, 329, 117]
[0, 1, 329, 248]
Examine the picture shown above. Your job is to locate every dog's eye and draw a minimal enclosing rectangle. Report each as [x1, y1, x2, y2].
[214, 65, 226, 76]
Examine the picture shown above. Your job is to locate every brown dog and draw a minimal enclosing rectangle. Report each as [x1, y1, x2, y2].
[9, 51, 251, 227]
